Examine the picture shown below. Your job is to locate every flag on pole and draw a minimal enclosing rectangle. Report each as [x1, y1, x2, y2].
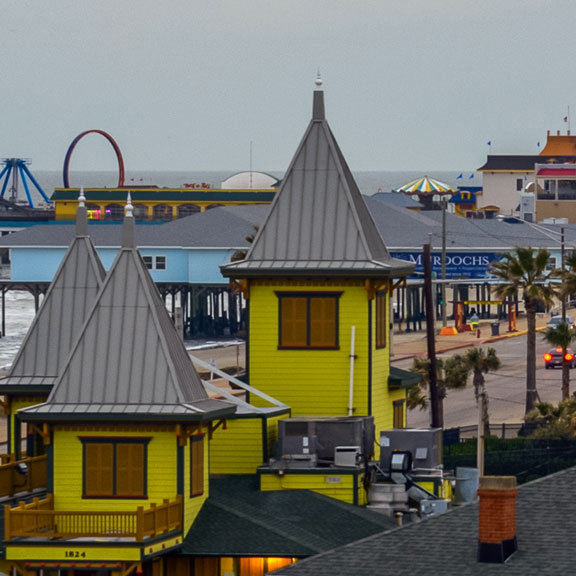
[537, 142, 540, 148]
[564, 116, 568, 123]
[487, 141, 492, 146]
[469, 174, 475, 179]
[457, 173, 463, 179]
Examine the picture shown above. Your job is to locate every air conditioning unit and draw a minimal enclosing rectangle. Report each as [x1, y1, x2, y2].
[379, 428, 442, 473]
[278, 418, 318, 457]
[334, 446, 361, 468]
[315, 416, 374, 460]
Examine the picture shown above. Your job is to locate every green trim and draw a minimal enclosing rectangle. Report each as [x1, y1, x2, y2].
[261, 418, 268, 464]
[46, 444, 54, 493]
[177, 443, 184, 496]
[52, 189, 276, 202]
[353, 473, 359, 506]
[368, 299, 372, 415]
[258, 467, 362, 477]
[388, 366, 421, 390]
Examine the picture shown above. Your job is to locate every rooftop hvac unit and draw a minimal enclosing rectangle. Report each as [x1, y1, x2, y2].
[278, 418, 318, 457]
[315, 416, 375, 460]
[379, 428, 442, 473]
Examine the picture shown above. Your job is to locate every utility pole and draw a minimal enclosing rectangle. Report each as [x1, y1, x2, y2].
[424, 242, 441, 428]
[562, 227, 566, 322]
[441, 199, 447, 327]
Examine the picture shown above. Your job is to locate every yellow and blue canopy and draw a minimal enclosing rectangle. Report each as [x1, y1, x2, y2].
[395, 176, 454, 194]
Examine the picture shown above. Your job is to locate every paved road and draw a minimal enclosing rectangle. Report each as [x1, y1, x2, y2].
[405, 332, 570, 429]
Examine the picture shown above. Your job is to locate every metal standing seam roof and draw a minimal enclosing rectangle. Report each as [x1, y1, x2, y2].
[19, 206, 236, 422]
[221, 88, 414, 279]
[0, 204, 106, 392]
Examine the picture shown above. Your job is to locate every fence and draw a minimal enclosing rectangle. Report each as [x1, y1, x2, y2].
[4, 495, 183, 541]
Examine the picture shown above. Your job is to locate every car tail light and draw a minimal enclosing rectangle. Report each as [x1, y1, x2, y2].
[544, 353, 553, 361]
[565, 353, 574, 362]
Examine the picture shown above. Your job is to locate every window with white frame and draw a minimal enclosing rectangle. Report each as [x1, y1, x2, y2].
[142, 255, 167, 270]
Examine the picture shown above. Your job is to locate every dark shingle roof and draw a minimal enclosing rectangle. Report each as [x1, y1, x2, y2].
[182, 475, 396, 557]
[478, 155, 576, 172]
[270, 466, 576, 575]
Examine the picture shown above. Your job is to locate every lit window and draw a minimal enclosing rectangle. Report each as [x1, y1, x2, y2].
[277, 292, 341, 349]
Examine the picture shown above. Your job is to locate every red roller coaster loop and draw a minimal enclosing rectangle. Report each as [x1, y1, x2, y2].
[63, 130, 125, 188]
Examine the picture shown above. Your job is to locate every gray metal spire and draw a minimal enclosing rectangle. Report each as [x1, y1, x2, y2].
[121, 192, 135, 248]
[222, 86, 414, 279]
[20, 214, 235, 421]
[76, 187, 88, 236]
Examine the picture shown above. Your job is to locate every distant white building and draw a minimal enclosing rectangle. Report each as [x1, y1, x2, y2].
[221, 171, 279, 189]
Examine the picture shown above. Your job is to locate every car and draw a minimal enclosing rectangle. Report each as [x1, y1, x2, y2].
[546, 315, 576, 330]
[543, 347, 576, 369]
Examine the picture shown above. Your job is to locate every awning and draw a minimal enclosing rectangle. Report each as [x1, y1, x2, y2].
[388, 366, 421, 390]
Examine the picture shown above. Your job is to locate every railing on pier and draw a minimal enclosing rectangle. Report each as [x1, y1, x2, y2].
[0, 455, 47, 497]
[4, 494, 183, 541]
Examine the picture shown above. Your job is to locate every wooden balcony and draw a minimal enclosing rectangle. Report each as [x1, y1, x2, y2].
[4, 494, 182, 541]
[0, 455, 47, 497]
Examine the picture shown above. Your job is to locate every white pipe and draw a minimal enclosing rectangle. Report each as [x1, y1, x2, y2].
[348, 326, 356, 416]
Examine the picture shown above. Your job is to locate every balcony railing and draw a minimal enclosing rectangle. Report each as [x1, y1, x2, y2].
[4, 494, 182, 541]
[0, 455, 47, 497]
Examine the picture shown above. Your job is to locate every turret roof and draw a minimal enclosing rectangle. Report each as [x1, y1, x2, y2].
[221, 87, 413, 279]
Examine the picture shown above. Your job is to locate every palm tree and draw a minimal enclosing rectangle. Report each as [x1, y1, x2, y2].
[490, 247, 557, 415]
[453, 347, 501, 437]
[543, 323, 576, 400]
[409, 356, 468, 427]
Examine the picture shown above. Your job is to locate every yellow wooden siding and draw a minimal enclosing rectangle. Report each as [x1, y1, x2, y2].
[260, 472, 366, 505]
[249, 283, 370, 417]
[210, 415, 287, 475]
[52, 427, 178, 512]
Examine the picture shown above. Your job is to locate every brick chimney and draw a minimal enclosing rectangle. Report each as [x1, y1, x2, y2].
[477, 476, 518, 563]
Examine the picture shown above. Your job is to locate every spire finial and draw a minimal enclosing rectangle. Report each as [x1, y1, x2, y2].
[122, 192, 136, 248]
[315, 69, 323, 89]
[76, 187, 88, 236]
[312, 71, 325, 120]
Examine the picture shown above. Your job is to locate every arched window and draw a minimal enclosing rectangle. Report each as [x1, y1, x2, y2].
[132, 204, 148, 221]
[153, 204, 173, 221]
[105, 204, 124, 221]
[177, 204, 201, 219]
[86, 203, 102, 220]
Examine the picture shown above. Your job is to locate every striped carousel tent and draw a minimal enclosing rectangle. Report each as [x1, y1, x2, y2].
[395, 176, 455, 210]
[395, 175, 454, 194]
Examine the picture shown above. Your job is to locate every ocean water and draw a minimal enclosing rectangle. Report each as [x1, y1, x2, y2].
[9, 169, 481, 207]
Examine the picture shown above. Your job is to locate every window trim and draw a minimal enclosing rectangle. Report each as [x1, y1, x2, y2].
[80, 437, 151, 499]
[393, 400, 406, 428]
[190, 434, 205, 498]
[276, 291, 342, 350]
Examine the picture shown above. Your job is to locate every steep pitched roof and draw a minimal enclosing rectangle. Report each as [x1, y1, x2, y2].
[0, 197, 106, 392]
[20, 203, 235, 422]
[221, 87, 414, 279]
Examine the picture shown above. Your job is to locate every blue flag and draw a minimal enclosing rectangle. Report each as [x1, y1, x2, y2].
[537, 142, 541, 148]
[469, 173, 475, 179]
[457, 173, 463, 179]
[487, 141, 492, 146]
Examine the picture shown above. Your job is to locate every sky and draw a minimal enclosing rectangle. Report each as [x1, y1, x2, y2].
[2, 0, 576, 174]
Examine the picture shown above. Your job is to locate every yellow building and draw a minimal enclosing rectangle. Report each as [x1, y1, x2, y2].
[51, 187, 276, 221]
[221, 84, 415, 464]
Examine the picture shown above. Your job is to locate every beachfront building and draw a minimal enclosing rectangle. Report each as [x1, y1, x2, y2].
[477, 129, 576, 220]
[0, 202, 237, 575]
[221, 83, 415, 448]
[51, 177, 277, 222]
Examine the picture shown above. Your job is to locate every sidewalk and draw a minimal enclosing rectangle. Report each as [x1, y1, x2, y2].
[391, 314, 549, 362]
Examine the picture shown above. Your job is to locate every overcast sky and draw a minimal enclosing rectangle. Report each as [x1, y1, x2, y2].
[2, 0, 575, 174]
